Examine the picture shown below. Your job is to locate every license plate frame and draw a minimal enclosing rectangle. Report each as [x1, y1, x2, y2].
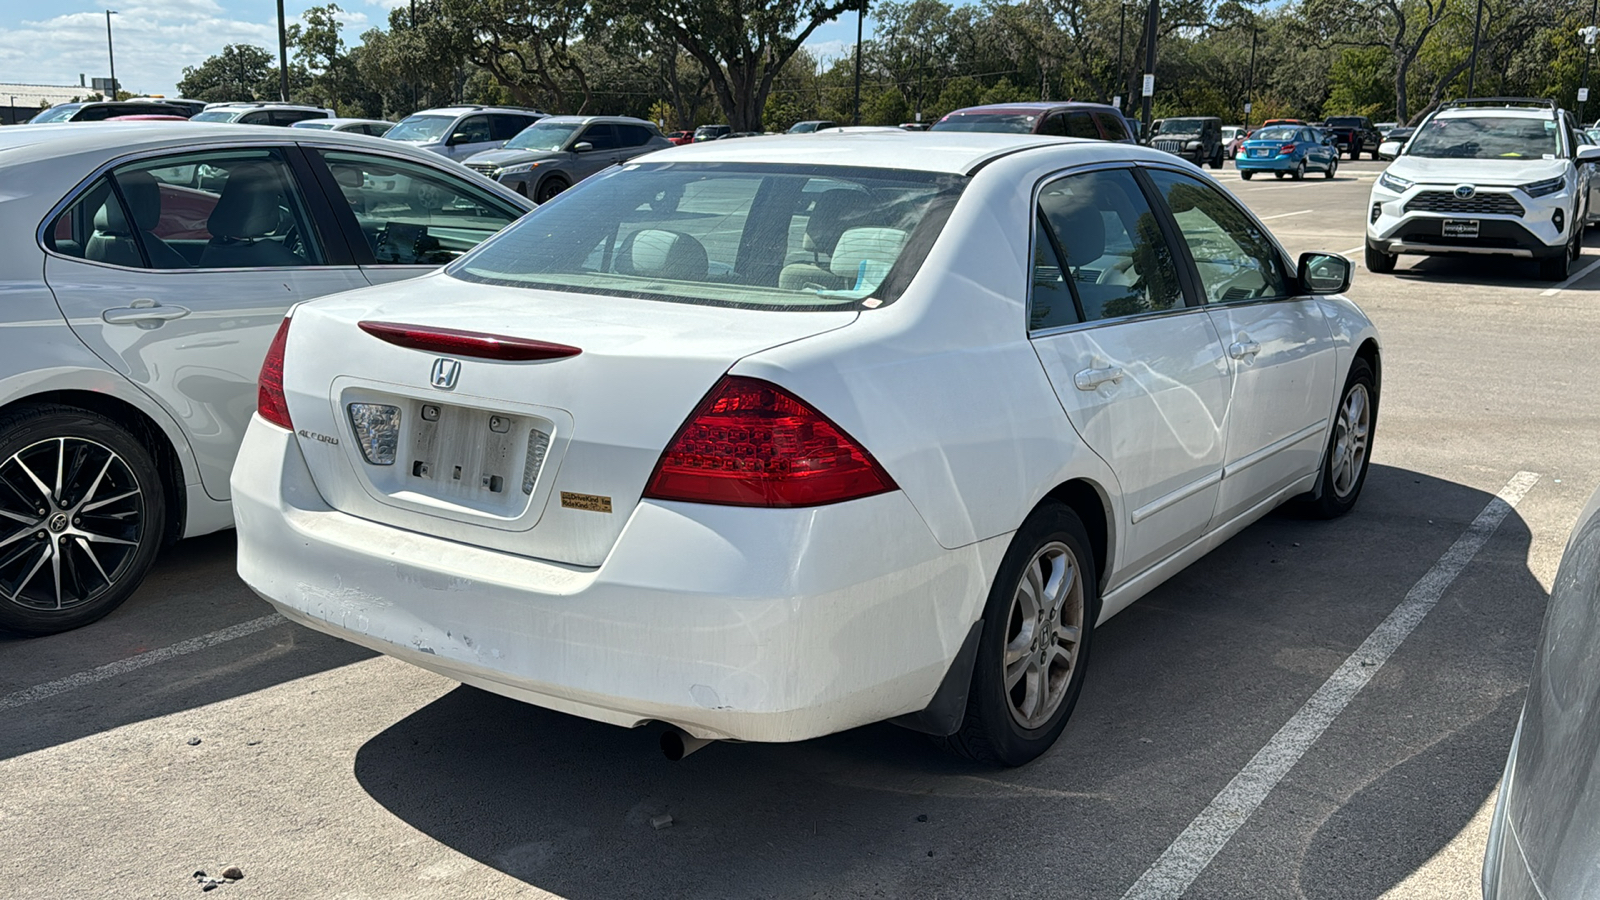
[1250, 148, 1270, 157]
[1443, 219, 1480, 238]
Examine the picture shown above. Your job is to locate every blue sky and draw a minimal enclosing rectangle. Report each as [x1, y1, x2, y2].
[0, 0, 876, 100]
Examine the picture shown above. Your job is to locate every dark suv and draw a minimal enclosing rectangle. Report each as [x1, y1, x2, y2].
[930, 102, 1136, 142]
[1324, 116, 1384, 159]
[1148, 116, 1224, 168]
[30, 100, 193, 123]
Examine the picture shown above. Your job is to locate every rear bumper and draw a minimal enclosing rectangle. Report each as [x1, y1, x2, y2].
[1235, 155, 1301, 172]
[231, 418, 996, 742]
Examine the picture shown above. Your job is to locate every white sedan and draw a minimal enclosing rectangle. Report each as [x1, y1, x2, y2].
[233, 132, 1380, 766]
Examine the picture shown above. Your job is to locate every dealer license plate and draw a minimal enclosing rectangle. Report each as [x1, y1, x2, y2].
[1443, 219, 1479, 238]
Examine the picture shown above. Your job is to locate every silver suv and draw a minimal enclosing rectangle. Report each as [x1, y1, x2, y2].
[463, 115, 672, 202]
[190, 102, 333, 126]
[385, 106, 546, 160]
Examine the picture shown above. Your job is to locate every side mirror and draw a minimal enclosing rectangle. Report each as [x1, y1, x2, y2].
[1378, 140, 1402, 160]
[448, 132, 470, 145]
[573, 141, 594, 152]
[1578, 144, 1600, 164]
[1299, 252, 1352, 295]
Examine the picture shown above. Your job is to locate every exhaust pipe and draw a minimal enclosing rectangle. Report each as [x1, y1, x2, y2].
[660, 726, 714, 760]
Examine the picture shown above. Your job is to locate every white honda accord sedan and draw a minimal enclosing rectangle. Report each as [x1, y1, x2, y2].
[233, 132, 1381, 765]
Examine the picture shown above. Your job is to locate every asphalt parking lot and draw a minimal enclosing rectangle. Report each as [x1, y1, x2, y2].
[3, 158, 1598, 899]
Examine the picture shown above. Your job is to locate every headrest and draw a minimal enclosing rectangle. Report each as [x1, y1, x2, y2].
[802, 189, 874, 255]
[330, 165, 363, 188]
[208, 163, 284, 240]
[116, 170, 164, 232]
[625, 229, 707, 280]
[93, 192, 131, 235]
[828, 227, 908, 288]
[1041, 191, 1105, 263]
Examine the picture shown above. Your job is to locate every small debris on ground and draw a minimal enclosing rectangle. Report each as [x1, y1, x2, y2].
[186, 737, 201, 746]
[915, 814, 928, 823]
[191, 866, 244, 891]
[649, 814, 674, 830]
[222, 867, 244, 881]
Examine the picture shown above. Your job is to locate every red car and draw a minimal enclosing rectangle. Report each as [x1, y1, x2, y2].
[665, 130, 693, 146]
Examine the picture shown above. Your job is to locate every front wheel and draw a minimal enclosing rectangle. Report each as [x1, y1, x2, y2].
[1241, 170, 1254, 181]
[1364, 240, 1397, 274]
[533, 176, 569, 204]
[1275, 171, 1286, 179]
[935, 503, 1097, 767]
[1299, 358, 1376, 519]
[0, 406, 165, 635]
[1539, 234, 1576, 281]
[1325, 156, 1338, 179]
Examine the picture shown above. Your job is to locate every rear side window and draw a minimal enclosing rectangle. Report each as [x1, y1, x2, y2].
[1095, 113, 1130, 142]
[579, 124, 619, 151]
[1039, 114, 1068, 137]
[1064, 112, 1099, 140]
[616, 124, 655, 147]
[450, 162, 968, 310]
[1035, 168, 1184, 322]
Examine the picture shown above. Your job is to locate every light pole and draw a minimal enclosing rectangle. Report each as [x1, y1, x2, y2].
[277, 0, 290, 101]
[1465, 0, 1483, 99]
[105, 10, 118, 99]
[853, 0, 867, 125]
[1116, 3, 1125, 112]
[6, 96, 15, 125]
[1243, 24, 1256, 132]
[1139, 0, 1158, 137]
[1580, 18, 1599, 126]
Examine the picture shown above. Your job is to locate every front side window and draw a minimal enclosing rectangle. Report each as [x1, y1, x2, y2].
[578, 124, 619, 151]
[1035, 168, 1184, 322]
[506, 121, 581, 151]
[317, 149, 521, 266]
[450, 162, 967, 310]
[452, 115, 492, 144]
[46, 148, 323, 269]
[1146, 168, 1290, 303]
[1408, 115, 1560, 160]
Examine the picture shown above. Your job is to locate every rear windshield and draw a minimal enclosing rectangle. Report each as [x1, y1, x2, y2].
[1408, 115, 1560, 159]
[31, 105, 80, 124]
[931, 113, 1035, 133]
[450, 162, 967, 310]
[189, 110, 239, 122]
[1252, 127, 1299, 141]
[386, 115, 455, 142]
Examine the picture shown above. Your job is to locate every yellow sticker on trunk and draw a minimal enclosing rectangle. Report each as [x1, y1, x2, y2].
[560, 491, 613, 513]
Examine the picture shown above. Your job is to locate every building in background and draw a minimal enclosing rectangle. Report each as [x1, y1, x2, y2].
[1, 81, 98, 124]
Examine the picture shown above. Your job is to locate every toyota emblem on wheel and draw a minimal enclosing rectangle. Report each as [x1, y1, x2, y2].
[1454, 184, 1476, 200]
[430, 358, 461, 390]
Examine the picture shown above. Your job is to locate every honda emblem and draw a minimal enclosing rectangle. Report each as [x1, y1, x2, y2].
[430, 358, 461, 390]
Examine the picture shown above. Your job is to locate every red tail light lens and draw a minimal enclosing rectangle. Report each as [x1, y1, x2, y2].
[358, 321, 581, 361]
[643, 376, 897, 508]
[257, 316, 293, 430]
[1280, 143, 1297, 155]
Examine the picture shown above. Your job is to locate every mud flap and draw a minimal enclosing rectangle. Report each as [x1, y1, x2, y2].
[889, 620, 984, 737]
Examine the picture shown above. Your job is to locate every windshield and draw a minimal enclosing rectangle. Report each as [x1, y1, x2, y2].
[450, 162, 967, 311]
[1407, 116, 1560, 159]
[1158, 118, 1207, 134]
[930, 113, 1035, 134]
[31, 105, 80, 124]
[1251, 127, 1300, 142]
[506, 121, 579, 151]
[293, 120, 337, 130]
[386, 115, 455, 143]
[190, 110, 239, 122]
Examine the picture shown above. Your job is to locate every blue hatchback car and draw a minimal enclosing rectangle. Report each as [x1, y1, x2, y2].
[1235, 125, 1338, 180]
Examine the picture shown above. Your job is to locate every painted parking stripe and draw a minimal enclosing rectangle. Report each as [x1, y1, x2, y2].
[1120, 470, 1540, 900]
[1257, 209, 1313, 220]
[0, 613, 286, 712]
[1539, 256, 1600, 296]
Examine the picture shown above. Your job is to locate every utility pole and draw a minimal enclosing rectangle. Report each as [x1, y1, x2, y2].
[1581, 3, 1600, 126]
[1117, 3, 1125, 113]
[277, 0, 290, 101]
[853, 0, 866, 125]
[1139, 0, 1158, 137]
[105, 10, 118, 99]
[1465, 0, 1484, 98]
[1244, 24, 1256, 132]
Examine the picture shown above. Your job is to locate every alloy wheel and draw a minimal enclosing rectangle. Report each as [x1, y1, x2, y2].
[0, 437, 144, 612]
[1330, 384, 1371, 499]
[1002, 541, 1085, 730]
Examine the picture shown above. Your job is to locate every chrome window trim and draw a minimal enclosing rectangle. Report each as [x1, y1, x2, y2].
[1026, 160, 1195, 335]
[34, 137, 528, 274]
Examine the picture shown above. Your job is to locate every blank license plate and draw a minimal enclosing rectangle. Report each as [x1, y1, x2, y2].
[1251, 148, 1270, 157]
[1443, 219, 1479, 238]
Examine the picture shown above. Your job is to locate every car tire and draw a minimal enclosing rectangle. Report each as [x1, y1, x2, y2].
[1348, 144, 1359, 160]
[534, 176, 569, 204]
[0, 405, 165, 636]
[1275, 171, 1286, 179]
[1370, 146, 1381, 161]
[1325, 156, 1338, 179]
[935, 502, 1097, 767]
[1364, 240, 1397, 274]
[1540, 231, 1579, 281]
[1293, 160, 1307, 180]
[1299, 358, 1377, 519]
[1241, 170, 1254, 181]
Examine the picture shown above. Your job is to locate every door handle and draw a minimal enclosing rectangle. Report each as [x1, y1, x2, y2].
[102, 299, 191, 328]
[1229, 339, 1261, 361]
[1074, 365, 1124, 391]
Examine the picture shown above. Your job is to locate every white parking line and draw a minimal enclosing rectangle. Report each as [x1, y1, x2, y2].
[0, 613, 286, 712]
[1120, 470, 1540, 900]
[1540, 256, 1600, 296]
[1257, 209, 1313, 220]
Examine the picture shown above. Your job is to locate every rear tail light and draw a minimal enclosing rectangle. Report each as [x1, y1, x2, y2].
[1280, 143, 1297, 155]
[358, 321, 581, 361]
[643, 376, 897, 508]
[257, 316, 294, 430]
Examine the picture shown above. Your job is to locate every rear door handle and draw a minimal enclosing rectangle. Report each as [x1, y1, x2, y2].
[1229, 340, 1261, 361]
[102, 299, 191, 328]
[1074, 365, 1124, 391]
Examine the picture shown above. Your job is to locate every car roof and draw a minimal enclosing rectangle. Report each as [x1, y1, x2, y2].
[1434, 107, 1551, 119]
[639, 131, 1172, 174]
[295, 117, 390, 126]
[946, 101, 1123, 115]
[0, 121, 464, 168]
[529, 115, 655, 126]
[409, 107, 544, 117]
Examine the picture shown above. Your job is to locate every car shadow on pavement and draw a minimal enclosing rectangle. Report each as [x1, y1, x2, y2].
[352, 464, 1547, 898]
[0, 530, 375, 763]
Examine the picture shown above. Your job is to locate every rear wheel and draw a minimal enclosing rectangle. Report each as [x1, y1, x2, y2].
[1300, 359, 1376, 519]
[1348, 143, 1361, 160]
[0, 406, 165, 636]
[1364, 240, 1397, 274]
[1369, 145, 1381, 160]
[534, 176, 569, 204]
[1325, 156, 1338, 179]
[1275, 171, 1286, 179]
[1241, 170, 1254, 181]
[1293, 160, 1307, 180]
[936, 503, 1096, 767]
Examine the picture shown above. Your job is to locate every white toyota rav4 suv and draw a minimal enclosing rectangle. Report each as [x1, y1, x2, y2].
[1365, 98, 1600, 281]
